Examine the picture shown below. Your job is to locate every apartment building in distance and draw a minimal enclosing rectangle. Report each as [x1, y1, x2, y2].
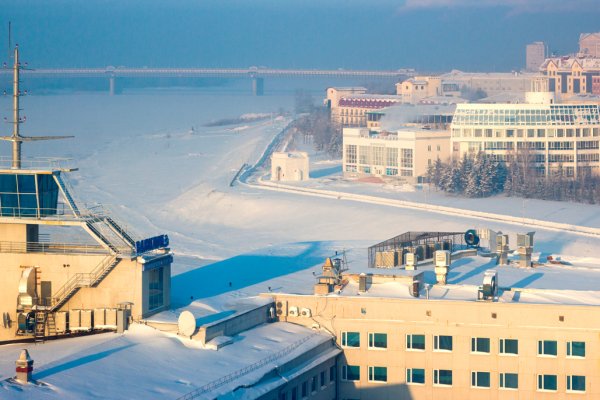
[526, 41, 546, 72]
[264, 229, 600, 400]
[540, 56, 600, 98]
[579, 32, 600, 57]
[450, 91, 600, 177]
[325, 87, 403, 128]
[440, 71, 536, 97]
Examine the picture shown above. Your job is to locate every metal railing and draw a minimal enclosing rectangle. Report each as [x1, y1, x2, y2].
[0, 156, 72, 170]
[0, 240, 107, 255]
[176, 332, 318, 400]
[51, 254, 119, 311]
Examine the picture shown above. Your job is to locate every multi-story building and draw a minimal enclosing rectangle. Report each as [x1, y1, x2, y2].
[450, 92, 600, 177]
[441, 71, 536, 97]
[325, 87, 403, 128]
[540, 56, 600, 98]
[526, 41, 546, 72]
[396, 76, 461, 104]
[579, 32, 600, 57]
[343, 127, 450, 183]
[265, 229, 600, 400]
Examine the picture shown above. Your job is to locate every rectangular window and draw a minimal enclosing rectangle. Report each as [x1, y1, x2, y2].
[372, 146, 385, 166]
[471, 337, 490, 353]
[385, 147, 398, 167]
[499, 338, 518, 355]
[406, 368, 425, 385]
[358, 146, 370, 164]
[279, 391, 286, 400]
[342, 365, 360, 382]
[301, 382, 307, 398]
[538, 374, 557, 391]
[368, 333, 387, 349]
[329, 365, 335, 382]
[320, 371, 326, 388]
[291, 386, 297, 400]
[567, 341, 585, 358]
[538, 340, 557, 356]
[500, 373, 518, 390]
[471, 371, 491, 388]
[434, 335, 453, 351]
[345, 144, 357, 164]
[311, 376, 317, 393]
[433, 369, 452, 386]
[341, 331, 360, 348]
[406, 334, 425, 351]
[567, 375, 586, 392]
[401, 148, 413, 169]
[368, 366, 387, 383]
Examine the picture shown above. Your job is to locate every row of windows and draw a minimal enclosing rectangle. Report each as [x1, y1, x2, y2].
[453, 105, 600, 126]
[279, 365, 335, 400]
[452, 127, 600, 138]
[344, 145, 414, 169]
[341, 332, 586, 357]
[342, 365, 586, 392]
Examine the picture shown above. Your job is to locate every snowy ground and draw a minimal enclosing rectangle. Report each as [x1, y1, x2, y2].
[2, 87, 600, 398]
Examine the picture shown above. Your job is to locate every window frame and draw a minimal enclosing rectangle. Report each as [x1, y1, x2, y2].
[499, 373, 518, 390]
[567, 375, 586, 393]
[537, 374, 558, 392]
[471, 371, 491, 389]
[471, 337, 491, 354]
[499, 338, 518, 356]
[341, 331, 360, 348]
[567, 341, 585, 358]
[406, 333, 426, 351]
[433, 369, 453, 387]
[433, 335, 453, 352]
[368, 332, 388, 350]
[406, 368, 425, 385]
[368, 366, 388, 384]
[538, 340, 558, 357]
[341, 365, 360, 382]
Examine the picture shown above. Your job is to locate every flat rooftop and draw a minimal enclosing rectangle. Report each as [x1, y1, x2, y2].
[326, 250, 600, 306]
[0, 321, 335, 399]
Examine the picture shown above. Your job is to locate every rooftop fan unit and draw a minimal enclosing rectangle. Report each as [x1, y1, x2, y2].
[478, 270, 498, 301]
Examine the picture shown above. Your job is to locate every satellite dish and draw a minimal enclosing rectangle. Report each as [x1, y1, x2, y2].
[178, 311, 197, 338]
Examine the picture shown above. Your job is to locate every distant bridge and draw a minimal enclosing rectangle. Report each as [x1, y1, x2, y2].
[0, 67, 413, 95]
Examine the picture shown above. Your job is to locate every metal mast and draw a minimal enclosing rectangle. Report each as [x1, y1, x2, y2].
[0, 45, 73, 169]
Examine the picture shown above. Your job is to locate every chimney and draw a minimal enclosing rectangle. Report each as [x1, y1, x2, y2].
[15, 349, 33, 384]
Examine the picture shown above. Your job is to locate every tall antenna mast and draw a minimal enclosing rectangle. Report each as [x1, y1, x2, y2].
[7, 21, 11, 65]
[0, 45, 73, 169]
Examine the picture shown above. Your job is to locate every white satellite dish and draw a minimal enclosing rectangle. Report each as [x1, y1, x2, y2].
[178, 311, 197, 338]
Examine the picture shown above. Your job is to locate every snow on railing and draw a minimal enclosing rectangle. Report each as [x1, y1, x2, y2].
[176, 332, 319, 400]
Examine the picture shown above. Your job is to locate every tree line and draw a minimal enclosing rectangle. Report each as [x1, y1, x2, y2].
[427, 152, 600, 204]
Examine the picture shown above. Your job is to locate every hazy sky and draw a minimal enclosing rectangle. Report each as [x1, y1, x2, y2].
[1, 0, 599, 71]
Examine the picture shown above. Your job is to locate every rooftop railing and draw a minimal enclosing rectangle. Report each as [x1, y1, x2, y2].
[0, 156, 72, 171]
[0, 240, 108, 255]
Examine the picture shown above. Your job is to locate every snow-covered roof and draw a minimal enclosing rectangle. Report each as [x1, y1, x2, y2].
[0, 322, 335, 400]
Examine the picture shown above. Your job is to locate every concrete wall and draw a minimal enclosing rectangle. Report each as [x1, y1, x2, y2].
[266, 293, 600, 399]
[194, 302, 274, 345]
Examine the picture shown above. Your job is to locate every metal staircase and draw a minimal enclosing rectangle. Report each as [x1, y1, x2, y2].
[104, 216, 137, 248]
[54, 172, 81, 217]
[51, 255, 121, 312]
[34, 311, 46, 343]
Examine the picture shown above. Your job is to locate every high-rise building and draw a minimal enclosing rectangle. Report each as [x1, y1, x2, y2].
[526, 41, 546, 72]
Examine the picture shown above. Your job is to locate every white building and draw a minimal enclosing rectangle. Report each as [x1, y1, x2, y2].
[450, 92, 600, 177]
[271, 151, 310, 182]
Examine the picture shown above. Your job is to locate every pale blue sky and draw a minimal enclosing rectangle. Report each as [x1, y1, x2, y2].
[1, 0, 599, 71]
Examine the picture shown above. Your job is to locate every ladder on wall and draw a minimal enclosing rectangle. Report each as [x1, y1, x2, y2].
[34, 311, 47, 343]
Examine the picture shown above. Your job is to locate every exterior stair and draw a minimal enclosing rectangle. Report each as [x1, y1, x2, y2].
[54, 172, 81, 217]
[51, 255, 121, 312]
